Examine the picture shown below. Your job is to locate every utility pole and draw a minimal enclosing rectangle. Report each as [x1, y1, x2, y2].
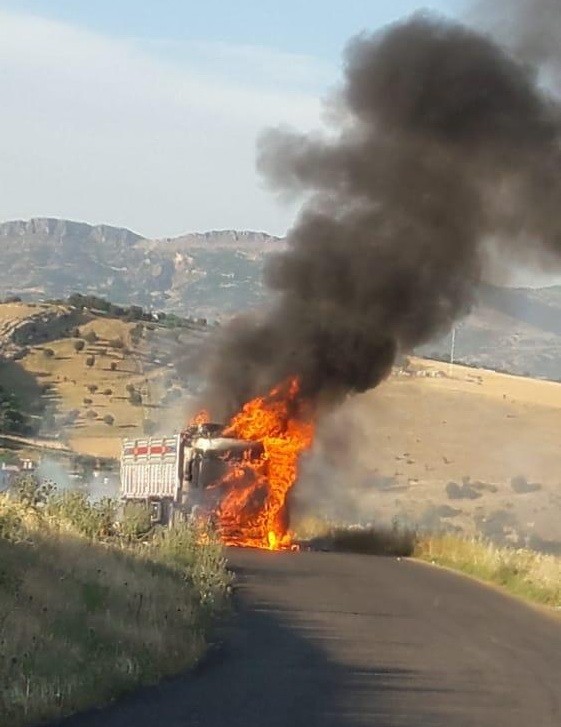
[448, 326, 456, 377]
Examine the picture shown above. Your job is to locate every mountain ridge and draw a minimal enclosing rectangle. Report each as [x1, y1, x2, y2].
[2, 217, 561, 380]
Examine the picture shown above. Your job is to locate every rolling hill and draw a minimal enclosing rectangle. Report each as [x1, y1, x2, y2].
[1, 300, 561, 553]
[0, 300, 207, 459]
[0, 218, 282, 319]
[2, 217, 561, 380]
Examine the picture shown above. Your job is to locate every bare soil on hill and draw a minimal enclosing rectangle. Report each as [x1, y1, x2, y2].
[298, 357, 561, 552]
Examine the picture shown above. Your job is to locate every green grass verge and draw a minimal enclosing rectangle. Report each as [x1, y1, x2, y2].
[295, 518, 561, 609]
[415, 535, 561, 608]
[0, 488, 231, 727]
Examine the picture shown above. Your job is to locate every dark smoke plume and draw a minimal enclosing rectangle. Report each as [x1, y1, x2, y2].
[472, 0, 561, 80]
[205, 13, 561, 417]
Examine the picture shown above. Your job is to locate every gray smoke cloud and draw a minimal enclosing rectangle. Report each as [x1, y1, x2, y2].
[471, 0, 561, 82]
[205, 12, 561, 418]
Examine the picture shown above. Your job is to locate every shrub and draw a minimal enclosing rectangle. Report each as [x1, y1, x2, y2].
[73, 339, 85, 352]
[109, 361, 118, 371]
[120, 501, 152, 540]
[102, 388, 113, 396]
[103, 414, 115, 426]
[110, 337, 124, 349]
[0, 500, 24, 540]
[511, 475, 541, 494]
[85, 410, 98, 419]
[445, 481, 481, 500]
[129, 390, 142, 406]
[83, 398, 93, 405]
[10, 474, 54, 509]
[87, 384, 99, 394]
[60, 409, 80, 426]
[85, 355, 95, 368]
[0, 408, 29, 435]
[0, 484, 231, 726]
[153, 522, 229, 606]
[84, 331, 98, 344]
[43, 348, 55, 358]
[47, 491, 117, 539]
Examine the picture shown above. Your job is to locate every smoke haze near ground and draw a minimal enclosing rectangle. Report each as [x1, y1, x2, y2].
[203, 11, 561, 419]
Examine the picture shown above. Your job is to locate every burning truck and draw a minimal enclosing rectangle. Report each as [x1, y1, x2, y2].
[119, 379, 314, 550]
[119, 421, 264, 527]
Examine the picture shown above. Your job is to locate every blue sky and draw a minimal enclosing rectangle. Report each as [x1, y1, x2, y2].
[0, 0, 466, 237]
[0, 1, 465, 58]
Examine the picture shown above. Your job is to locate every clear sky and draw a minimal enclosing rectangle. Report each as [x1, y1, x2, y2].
[0, 0, 466, 238]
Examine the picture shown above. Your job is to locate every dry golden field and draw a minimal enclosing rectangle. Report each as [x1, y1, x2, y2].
[298, 357, 561, 549]
[2, 303, 560, 548]
[0, 303, 192, 459]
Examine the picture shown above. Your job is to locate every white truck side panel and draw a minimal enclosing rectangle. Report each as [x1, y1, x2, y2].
[120, 435, 181, 499]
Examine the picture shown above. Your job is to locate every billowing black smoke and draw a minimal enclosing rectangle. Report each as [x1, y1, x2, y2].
[205, 13, 561, 417]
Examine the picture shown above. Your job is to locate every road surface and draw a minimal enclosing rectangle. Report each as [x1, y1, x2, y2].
[55, 549, 561, 727]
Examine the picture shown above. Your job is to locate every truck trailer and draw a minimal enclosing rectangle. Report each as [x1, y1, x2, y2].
[119, 422, 263, 524]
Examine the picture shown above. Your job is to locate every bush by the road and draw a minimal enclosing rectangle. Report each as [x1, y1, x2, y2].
[0, 481, 231, 727]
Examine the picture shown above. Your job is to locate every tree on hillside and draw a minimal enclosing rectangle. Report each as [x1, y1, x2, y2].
[87, 384, 98, 394]
[73, 340, 85, 352]
[85, 355, 95, 368]
[43, 348, 55, 358]
[84, 331, 98, 345]
[129, 390, 142, 406]
[109, 361, 118, 372]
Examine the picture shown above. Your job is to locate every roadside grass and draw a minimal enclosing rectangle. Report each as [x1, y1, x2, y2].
[295, 518, 561, 609]
[415, 534, 561, 608]
[0, 488, 231, 727]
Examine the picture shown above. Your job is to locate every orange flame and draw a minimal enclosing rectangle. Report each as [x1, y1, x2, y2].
[189, 409, 210, 426]
[216, 377, 314, 550]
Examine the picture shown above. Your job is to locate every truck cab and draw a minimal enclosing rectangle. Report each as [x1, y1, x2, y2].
[119, 423, 263, 524]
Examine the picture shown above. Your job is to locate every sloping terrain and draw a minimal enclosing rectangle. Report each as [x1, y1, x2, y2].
[0, 301, 205, 458]
[0, 218, 282, 319]
[297, 357, 561, 553]
[2, 217, 561, 378]
[1, 302, 561, 552]
[421, 283, 561, 380]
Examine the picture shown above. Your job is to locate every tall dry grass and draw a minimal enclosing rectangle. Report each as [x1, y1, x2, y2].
[0, 492, 230, 727]
[415, 534, 561, 607]
[296, 518, 561, 608]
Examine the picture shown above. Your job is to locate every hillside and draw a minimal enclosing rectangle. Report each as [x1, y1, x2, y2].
[420, 283, 561, 381]
[297, 357, 561, 555]
[0, 300, 206, 459]
[0, 218, 282, 319]
[1, 301, 560, 553]
[3, 218, 561, 379]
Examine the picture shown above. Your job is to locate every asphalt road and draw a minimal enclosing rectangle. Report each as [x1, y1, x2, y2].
[56, 549, 561, 727]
